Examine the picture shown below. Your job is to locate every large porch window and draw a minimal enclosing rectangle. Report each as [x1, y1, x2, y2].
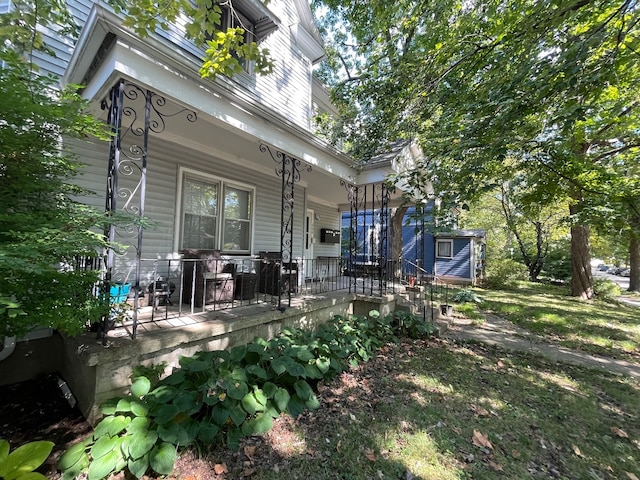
[179, 168, 254, 254]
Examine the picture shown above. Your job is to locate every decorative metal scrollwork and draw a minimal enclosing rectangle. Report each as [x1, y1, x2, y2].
[102, 78, 198, 339]
[260, 144, 311, 307]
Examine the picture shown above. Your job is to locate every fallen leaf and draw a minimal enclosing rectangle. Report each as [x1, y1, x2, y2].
[612, 427, 629, 438]
[244, 445, 256, 461]
[365, 449, 377, 461]
[462, 453, 475, 463]
[243, 467, 255, 476]
[572, 445, 583, 457]
[497, 360, 505, 369]
[472, 430, 494, 450]
[511, 450, 521, 458]
[488, 460, 503, 472]
[214, 463, 228, 474]
[625, 472, 639, 480]
[470, 405, 490, 417]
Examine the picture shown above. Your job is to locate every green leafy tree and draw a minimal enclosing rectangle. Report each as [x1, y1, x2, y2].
[313, 0, 640, 300]
[0, 53, 112, 337]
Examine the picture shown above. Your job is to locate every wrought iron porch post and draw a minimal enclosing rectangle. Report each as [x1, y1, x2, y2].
[261, 144, 311, 309]
[103, 79, 196, 340]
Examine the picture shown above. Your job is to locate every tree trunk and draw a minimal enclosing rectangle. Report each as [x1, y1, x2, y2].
[389, 206, 409, 278]
[569, 204, 593, 299]
[629, 232, 640, 292]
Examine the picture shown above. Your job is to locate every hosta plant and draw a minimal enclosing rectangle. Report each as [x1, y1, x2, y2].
[0, 439, 54, 480]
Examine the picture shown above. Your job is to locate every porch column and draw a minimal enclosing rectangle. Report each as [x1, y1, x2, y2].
[103, 79, 196, 339]
[341, 180, 391, 296]
[260, 144, 311, 308]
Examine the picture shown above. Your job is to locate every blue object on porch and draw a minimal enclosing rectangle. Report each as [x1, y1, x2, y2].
[109, 283, 131, 303]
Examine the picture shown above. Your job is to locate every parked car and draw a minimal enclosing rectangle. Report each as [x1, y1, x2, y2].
[620, 268, 630, 277]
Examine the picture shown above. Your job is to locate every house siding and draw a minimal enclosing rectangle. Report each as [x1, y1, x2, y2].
[34, 0, 314, 130]
[435, 238, 471, 279]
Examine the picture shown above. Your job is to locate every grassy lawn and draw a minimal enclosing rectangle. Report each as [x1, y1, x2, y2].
[208, 338, 640, 480]
[465, 282, 640, 361]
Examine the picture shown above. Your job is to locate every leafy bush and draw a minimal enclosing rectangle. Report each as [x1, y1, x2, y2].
[59, 310, 434, 479]
[485, 259, 529, 289]
[593, 278, 621, 302]
[0, 438, 54, 480]
[452, 289, 482, 304]
[393, 310, 437, 339]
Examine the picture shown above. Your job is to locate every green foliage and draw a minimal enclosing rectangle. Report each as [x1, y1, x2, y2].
[541, 240, 573, 282]
[485, 259, 529, 289]
[60, 311, 435, 479]
[393, 310, 437, 339]
[313, 0, 640, 298]
[0, 438, 54, 480]
[452, 289, 482, 304]
[0, 53, 114, 337]
[593, 278, 621, 302]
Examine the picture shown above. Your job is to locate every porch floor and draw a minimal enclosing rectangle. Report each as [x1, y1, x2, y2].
[107, 278, 400, 341]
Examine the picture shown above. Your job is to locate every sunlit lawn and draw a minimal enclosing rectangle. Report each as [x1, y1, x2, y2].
[236, 338, 640, 480]
[469, 281, 640, 361]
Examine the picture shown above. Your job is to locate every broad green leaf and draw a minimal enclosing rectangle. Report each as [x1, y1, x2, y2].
[305, 393, 321, 410]
[126, 416, 151, 434]
[226, 381, 249, 400]
[147, 385, 178, 403]
[226, 427, 243, 451]
[100, 398, 119, 416]
[197, 422, 220, 443]
[293, 380, 313, 401]
[246, 364, 267, 380]
[284, 359, 306, 378]
[274, 388, 290, 412]
[130, 399, 149, 417]
[129, 431, 158, 460]
[153, 404, 179, 425]
[128, 454, 150, 479]
[304, 364, 323, 379]
[211, 405, 229, 426]
[229, 404, 248, 427]
[0, 439, 9, 463]
[287, 395, 306, 418]
[241, 413, 273, 436]
[60, 452, 89, 480]
[229, 344, 247, 362]
[262, 381, 278, 398]
[131, 377, 151, 398]
[88, 448, 118, 480]
[316, 357, 331, 374]
[0, 441, 53, 480]
[57, 441, 88, 470]
[115, 398, 131, 413]
[174, 392, 201, 414]
[271, 357, 287, 375]
[149, 443, 177, 475]
[107, 415, 130, 437]
[90, 435, 119, 460]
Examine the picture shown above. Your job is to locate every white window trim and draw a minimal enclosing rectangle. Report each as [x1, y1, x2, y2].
[174, 166, 256, 254]
[436, 239, 454, 259]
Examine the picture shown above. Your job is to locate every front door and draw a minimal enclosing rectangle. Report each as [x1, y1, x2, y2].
[304, 209, 315, 279]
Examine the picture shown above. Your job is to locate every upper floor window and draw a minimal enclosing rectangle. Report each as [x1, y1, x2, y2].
[436, 239, 453, 259]
[179, 168, 254, 254]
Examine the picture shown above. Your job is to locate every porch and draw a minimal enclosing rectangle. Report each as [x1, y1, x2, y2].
[62, 286, 404, 424]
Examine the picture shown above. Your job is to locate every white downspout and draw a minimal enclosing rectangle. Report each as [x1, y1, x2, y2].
[0, 336, 16, 362]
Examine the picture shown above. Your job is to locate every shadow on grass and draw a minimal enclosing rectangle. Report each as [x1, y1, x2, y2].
[203, 338, 640, 480]
[477, 283, 640, 359]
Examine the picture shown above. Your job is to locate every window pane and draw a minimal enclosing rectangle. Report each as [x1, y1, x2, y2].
[224, 187, 251, 220]
[437, 241, 452, 258]
[182, 177, 218, 249]
[184, 178, 217, 216]
[223, 186, 251, 251]
[223, 220, 251, 251]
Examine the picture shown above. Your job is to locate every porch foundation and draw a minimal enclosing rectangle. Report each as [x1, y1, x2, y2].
[59, 292, 402, 424]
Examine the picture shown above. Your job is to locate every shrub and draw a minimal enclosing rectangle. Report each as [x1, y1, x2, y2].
[59, 310, 435, 479]
[452, 289, 482, 304]
[593, 278, 621, 302]
[485, 259, 529, 289]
